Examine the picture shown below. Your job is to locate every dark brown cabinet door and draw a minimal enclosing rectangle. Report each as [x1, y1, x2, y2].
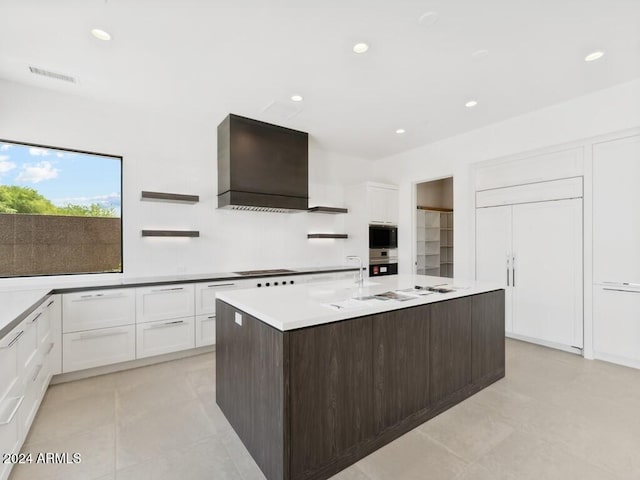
[372, 305, 430, 434]
[429, 297, 472, 405]
[472, 290, 505, 382]
[216, 301, 286, 480]
[289, 317, 373, 480]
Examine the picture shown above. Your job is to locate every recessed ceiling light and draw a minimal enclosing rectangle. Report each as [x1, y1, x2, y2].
[91, 28, 111, 41]
[471, 49, 489, 59]
[291, 94, 303, 102]
[353, 43, 369, 54]
[584, 50, 605, 62]
[418, 11, 439, 27]
[396, 128, 406, 134]
[465, 100, 478, 108]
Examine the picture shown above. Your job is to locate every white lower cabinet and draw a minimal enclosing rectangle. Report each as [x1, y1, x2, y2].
[63, 325, 136, 373]
[593, 285, 640, 367]
[0, 327, 20, 404]
[0, 394, 23, 480]
[63, 289, 136, 333]
[18, 355, 48, 443]
[0, 296, 56, 480]
[136, 284, 195, 324]
[136, 316, 195, 359]
[45, 295, 62, 375]
[16, 314, 38, 375]
[195, 314, 216, 347]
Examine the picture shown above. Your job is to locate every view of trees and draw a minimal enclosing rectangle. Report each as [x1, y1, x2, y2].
[0, 185, 117, 217]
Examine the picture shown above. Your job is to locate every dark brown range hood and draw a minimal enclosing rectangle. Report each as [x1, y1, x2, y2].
[217, 114, 308, 212]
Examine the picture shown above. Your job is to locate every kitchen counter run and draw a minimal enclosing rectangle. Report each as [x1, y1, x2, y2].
[0, 265, 358, 340]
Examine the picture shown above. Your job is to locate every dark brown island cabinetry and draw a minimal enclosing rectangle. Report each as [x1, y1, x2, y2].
[216, 289, 505, 480]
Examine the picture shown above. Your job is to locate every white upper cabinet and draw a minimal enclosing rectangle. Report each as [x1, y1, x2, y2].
[367, 183, 398, 225]
[136, 284, 195, 323]
[593, 134, 640, 285]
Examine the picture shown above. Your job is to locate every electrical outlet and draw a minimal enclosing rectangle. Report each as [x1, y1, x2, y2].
[234, 312, 243, 326]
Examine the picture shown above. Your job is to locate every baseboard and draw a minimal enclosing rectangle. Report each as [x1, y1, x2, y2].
[50, 345, 215, 384]
[505, 333, 583, 355]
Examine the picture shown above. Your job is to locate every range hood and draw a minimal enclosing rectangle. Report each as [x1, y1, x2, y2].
[217, 114, 308, 212]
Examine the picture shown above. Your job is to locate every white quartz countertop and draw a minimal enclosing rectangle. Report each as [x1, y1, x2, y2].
[217, 274, 503, 331]
[0, 288, 52, 336]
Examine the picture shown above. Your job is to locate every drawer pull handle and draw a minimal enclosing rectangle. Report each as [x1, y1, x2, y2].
[31, 312, 42, 323]
[603, 288, 640, 294]
[206, 316, 215, 320]
[0, 396, 24, 426]
[32, 364, 43, 382]
[47, 300, 55, 307]
[46, 342, 55, 355]
[150, 287, 185, 292]
[148, 320, 186, 329]
[207, 283, 234, 288]
[603, 281, 640, 287]
[1, 330, 24, 349]
[75, 330, 129, 340]
[76, 293, 123, 301]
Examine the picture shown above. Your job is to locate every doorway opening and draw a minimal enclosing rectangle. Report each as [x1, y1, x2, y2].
[415, 177, 454, 277]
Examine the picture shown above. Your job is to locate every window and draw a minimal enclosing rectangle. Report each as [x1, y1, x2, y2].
[0, 139, 122, 277]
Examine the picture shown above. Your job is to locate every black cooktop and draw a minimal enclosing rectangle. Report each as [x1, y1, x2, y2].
[234, 269, 297, 276]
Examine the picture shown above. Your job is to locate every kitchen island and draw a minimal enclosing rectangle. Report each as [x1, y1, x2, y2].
[216, 275, 505, 480]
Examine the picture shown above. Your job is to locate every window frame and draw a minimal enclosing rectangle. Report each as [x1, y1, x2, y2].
[0, 138, 124, 279]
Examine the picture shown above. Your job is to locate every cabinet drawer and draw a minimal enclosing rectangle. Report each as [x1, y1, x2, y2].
[136, 284, 195, 323]
[45, 295, 62, 376]
[195, 314, 216, 347]
[0, 395, 23, 480]
[18, 358, 48, 442]
[63, 325, 136, 373]
[16, 316, 38, 374]
[63, 289, 135, 333]
[136, 316, 195, 359]
[36, 299, 52, 350]
[195, 282, 237, 315]
[0, 328, 21, 403]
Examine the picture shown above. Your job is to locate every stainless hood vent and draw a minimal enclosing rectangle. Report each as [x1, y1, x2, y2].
[229, 205, 292, 213]
[217, 114, 308, 212]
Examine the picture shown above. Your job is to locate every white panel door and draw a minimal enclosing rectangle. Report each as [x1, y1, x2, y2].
[511, 198, 583, 348]
[593, 285, 640, 366]
[593, 134, 640, 285]
[476, 205, 512, 332]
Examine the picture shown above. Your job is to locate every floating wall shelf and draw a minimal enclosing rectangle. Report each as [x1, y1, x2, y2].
[307, 233, 348, 239]
[141, 230, 200, 238]
[141, 191, 200, 203]
[308, 206, 348, 214]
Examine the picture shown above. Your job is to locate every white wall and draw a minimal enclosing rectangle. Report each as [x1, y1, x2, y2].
[0, 80, 369, 283]
[373, 79, 640, 281]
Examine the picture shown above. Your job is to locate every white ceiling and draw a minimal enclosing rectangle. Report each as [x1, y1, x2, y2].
[1, 0, 639, 159]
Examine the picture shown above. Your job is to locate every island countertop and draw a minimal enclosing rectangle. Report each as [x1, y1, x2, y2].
[216, 274, 503, 331]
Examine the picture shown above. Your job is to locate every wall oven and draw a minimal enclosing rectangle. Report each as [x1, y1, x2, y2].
[369, 225, 397, 249]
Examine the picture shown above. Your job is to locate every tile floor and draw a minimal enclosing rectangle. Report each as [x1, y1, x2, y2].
[9, 339, 640, 480]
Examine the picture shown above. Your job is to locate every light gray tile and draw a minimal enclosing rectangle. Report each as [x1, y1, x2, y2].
[115, 436, 241, 480]
[25, 390, 115, 445]
[356, 430, 468, 480]
[417, 398, 515, 463]
[11, 424, 115, 480]
[115, 398, 216, 470]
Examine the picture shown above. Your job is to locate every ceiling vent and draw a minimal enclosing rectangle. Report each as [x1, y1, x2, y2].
[28, 66, 77, 84]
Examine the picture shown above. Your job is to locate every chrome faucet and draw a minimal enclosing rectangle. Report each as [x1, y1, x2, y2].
[346, 255, 364, 287]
